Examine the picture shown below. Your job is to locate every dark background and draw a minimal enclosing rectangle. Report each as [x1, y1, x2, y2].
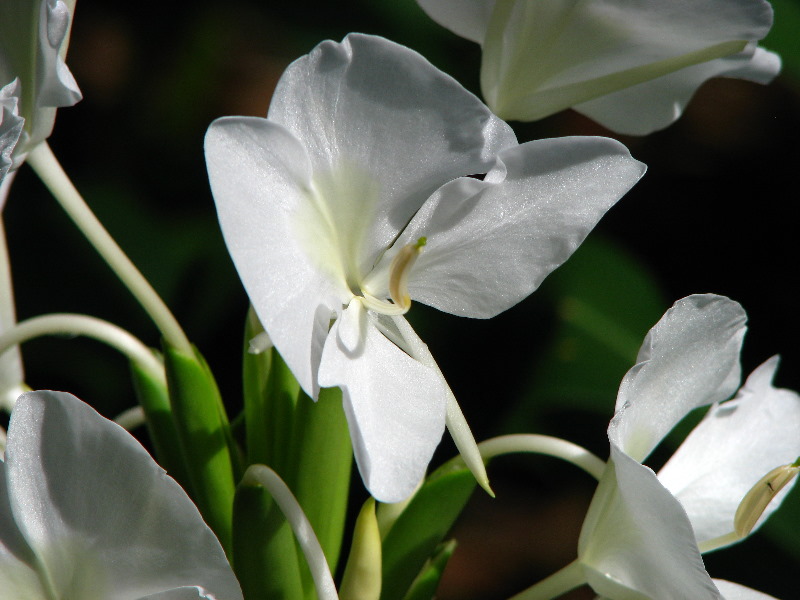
[4, 1, 800, 598]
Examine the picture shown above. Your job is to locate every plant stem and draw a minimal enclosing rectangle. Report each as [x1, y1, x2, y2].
[26, 143, 192, 354]
[0, 312, 164, 383]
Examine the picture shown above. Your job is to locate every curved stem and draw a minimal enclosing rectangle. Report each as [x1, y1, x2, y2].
[242, 464, 339, 600]
[507, 559, 585, 600]
[439, 434, 606, 482]
[0, 313, 165, 383]
[479, 434, 606, 480]
[26, 143, 192, 354]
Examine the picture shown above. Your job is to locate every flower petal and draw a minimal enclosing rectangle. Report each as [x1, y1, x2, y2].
[0, 0, 82, 151]
[579, 445, 720, 600]
[5, 391, 242, 600]
[267, 33, 517, 271]
[318, 301, 448, 502]
[713, 580, 778, 600]
[205, 116, 344, 398]
[610, 294, 746, 462]
[364, 136, 644, 318]
[0, 460, 50, 598]
[416, 0, 494, 44]
[479, 0, 772, 121]
[574, 45, 781, 135]
[658, 356, 800, 544]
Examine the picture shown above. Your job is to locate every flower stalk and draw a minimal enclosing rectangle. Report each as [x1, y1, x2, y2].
[25, 142, 192, 354]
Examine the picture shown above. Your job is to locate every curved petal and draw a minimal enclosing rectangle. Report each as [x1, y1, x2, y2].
[5, 391, 243, 600]
[364, 136, 645, 318]
[713, 580, 778, 600]
[479, 0, 772, 121]
[416, 0, 495, 44]
[574, 45, 781, 135]
[267, 33, 517, 271]
[610, 294, 746, 462]
[318, 301, 448, 502]
[579, 445, 720, 600]
[205, 116, 345, 398]
[658, 356, 800, 543]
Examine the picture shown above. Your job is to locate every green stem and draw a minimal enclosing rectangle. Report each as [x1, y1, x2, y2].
[507, 559, 585, 600]
[0, 312, 164, 383]
[439, 434, 606, 481]
[26, 143, 192, 354]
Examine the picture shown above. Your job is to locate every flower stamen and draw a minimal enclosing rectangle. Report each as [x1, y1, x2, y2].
[734, 458, 800, 537]
[388, 237, 426, 312]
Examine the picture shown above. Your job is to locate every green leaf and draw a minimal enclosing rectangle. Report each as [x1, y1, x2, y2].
[401, 540, 457, 600]
[380, 468, 477, 600]
[503, 236, 666, 429]
[233, 484, 306, 600]
[289, 388, 353, 580]
[763, 0, 800, 84]
[164, 342, 238, 555]
[129, 359, 190, 489]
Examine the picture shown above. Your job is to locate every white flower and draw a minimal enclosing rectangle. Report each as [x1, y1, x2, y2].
[0, 0, 82, 166]
[578, 294, 800, 599]
[417, 0, 781, 135]
[0, 390, 243, 600]
[205, 33, 645, 502]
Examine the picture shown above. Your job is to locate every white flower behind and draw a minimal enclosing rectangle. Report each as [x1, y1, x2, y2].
[0, 390, 243, 600]
[205, 33, 645, 502]
[0, 0, 82, 168]
[577, 294, 800, 599]
[417, 0, 781, 135]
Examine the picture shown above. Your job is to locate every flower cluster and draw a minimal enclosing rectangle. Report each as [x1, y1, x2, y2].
[0, 1, 795, 600]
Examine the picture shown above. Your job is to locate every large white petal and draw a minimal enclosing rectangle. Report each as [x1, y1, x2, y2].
[364, 136, 644, 318]
[267, 33, 517, 272]
[658, 357, 800, 544]
[574, 45, 781, 135]
[579, 445, 720, 600]
[318, 301, 448, 502]
[205, 116, 345, 399]
[609, 294, 746, 462]
[4, 391, 242, 600]
[713, 580, 778, 600]
[416, 0, 495, 44]
[479, 0, 772, 121]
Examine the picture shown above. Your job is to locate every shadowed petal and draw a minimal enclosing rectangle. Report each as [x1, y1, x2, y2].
[5, 391, 242, 600]
[579, 445, 721, 600]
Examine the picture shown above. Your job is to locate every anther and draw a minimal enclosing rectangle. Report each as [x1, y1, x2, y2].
[734, 458, 800, 537]
[388, 237, 426, 312]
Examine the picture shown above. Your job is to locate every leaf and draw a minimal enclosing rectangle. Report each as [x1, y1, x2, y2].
[380, 467, 477, 600]
[401, 540, 458, 600]
[164, 342, 238, 554]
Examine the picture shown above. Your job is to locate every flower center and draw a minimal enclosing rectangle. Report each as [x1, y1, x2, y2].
[360, 237, 426, 316]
